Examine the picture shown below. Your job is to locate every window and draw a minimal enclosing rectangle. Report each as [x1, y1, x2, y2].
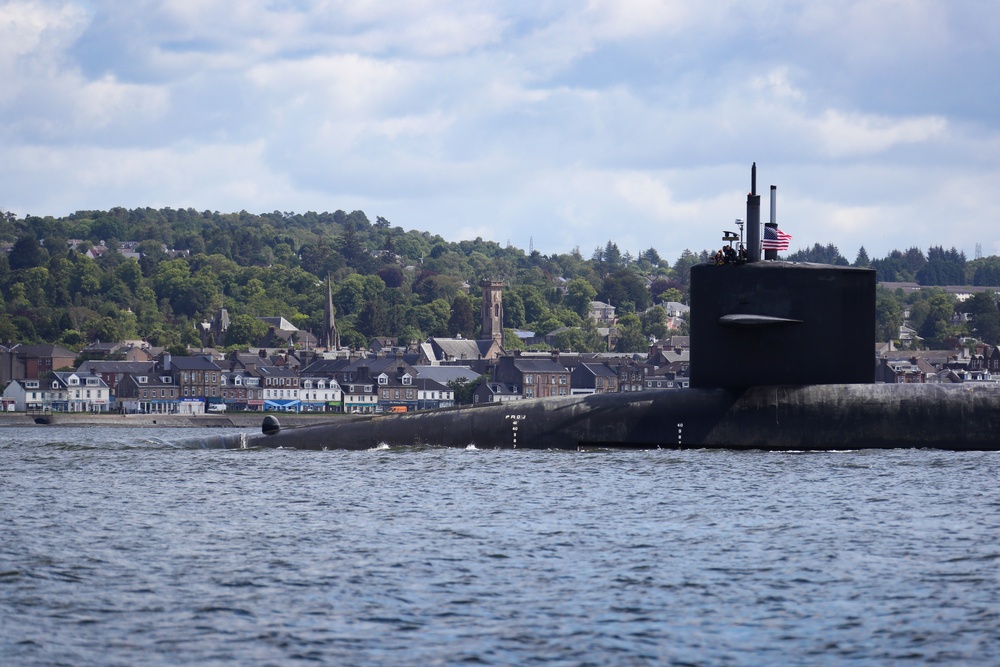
[525, 374, 533, 384]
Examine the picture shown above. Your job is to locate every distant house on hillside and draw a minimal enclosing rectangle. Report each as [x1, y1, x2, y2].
[589, 301, 617, 325]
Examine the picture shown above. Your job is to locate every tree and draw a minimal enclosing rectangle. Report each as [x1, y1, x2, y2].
[334, 274, 386, 317]
[503, 328, 526, 351]
[552, 327, 586, 351]
[640, 247, 661, 266]
[853, 247, 871, 268]
[225, 314, 268, 347]
[786, 243, 848, 266]
[565, 278, 597, 318]
[875, 289, 903, 343]
[502, 291, 525, 329]
[614, 313, 647, 353]
[516, 286, 548, 324]
[357, 298, 387, 338]
[641, 306, 670, 341]
[672, 249, 702, 297]
[916, 246, 966, 286]
[912, 291, 957, 347]
[448, 294, 475, 338]
[9, 234, 45, 270]
[966, 291, 1000, 345]
[412, 299, 451, 338]
[413, 273, 463, 303]
[603, 241, 622, 267]
[600, 269, 651, 312]
[971, 257, 1000, 286]
[448, 374, 485, 405]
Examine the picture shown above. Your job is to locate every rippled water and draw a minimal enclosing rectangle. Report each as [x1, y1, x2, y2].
[2, 426, 999, 666]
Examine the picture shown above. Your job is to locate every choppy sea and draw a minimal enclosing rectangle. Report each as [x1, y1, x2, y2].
[2, 426, 999, 666]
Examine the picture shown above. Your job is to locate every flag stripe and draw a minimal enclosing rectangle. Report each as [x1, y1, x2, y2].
[762, 226, 792, 251]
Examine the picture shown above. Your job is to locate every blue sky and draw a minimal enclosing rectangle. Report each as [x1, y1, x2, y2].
[2, 0, 999, 262]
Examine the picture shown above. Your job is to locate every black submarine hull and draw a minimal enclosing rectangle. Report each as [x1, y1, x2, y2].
[223, 383, 1000, 451]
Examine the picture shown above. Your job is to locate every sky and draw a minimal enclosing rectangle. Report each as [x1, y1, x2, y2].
[2, 1, 999, 263]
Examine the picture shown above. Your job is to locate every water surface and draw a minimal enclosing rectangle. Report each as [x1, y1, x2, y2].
[2, 426, 998, 665]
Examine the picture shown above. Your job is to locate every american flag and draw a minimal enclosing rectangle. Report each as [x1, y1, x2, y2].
[762, 226, 792, 251]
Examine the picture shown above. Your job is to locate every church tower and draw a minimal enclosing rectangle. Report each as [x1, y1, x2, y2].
[480, 279, 504, 346]
[320, 275, 340, 351]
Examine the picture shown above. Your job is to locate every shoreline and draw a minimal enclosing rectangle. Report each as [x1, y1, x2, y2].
[0, 413, 347, 428]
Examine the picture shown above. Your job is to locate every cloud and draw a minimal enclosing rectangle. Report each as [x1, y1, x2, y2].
[2, 0, 999, 264]
[815, 110, 948, 158]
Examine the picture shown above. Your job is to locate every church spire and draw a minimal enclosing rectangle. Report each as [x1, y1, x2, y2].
[321, 275, 340, 351]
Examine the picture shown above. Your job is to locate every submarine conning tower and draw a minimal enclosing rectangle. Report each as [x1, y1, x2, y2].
[690, 165, 876, 390]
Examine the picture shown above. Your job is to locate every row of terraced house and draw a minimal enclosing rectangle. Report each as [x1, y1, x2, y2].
[1, 337, 693, 414]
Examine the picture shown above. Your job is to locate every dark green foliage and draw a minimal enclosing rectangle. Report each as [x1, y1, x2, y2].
[448, 294, 476, 338]
[871, 247, 927, 282]
[448, 374, 486, 405]
[966, 291, 1000, 345]
[599, 269, 651, 312]
[915, 246, 965, 286]
[853, 246, 871, 268]
[875, 288, 904, 342]
[0, 204, 995, 357]
[785, 243, 849, 266]
[970, 257, 1000, 286]
[9, 233, 46, 270]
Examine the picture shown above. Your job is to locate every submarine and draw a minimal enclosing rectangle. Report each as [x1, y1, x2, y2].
[222, 165, 1000, 451]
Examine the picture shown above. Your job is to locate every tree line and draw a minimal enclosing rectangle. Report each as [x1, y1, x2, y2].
[1, 207, 999, 352]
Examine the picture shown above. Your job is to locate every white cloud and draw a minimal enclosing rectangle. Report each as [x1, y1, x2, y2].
[2, 0, 999, 265]
[815, 110, 947, 158]
[0, 1, 88, 61]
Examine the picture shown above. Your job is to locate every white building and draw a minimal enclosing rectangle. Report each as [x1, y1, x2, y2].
[300, 377, 343, 412]
[2, 372, 110, 412]
[2, 379, 46, 412]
